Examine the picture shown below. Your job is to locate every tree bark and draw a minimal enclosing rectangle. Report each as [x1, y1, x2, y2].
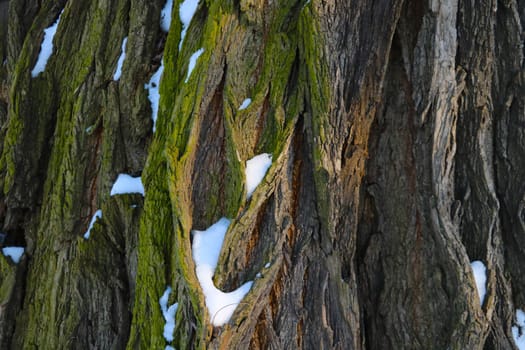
[0, 0, 524, 349]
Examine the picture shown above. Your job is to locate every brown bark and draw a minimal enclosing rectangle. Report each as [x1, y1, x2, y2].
[0, 0, 524, 349]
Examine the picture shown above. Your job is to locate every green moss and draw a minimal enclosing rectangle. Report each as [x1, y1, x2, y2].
[6, 1, 155, 348]
[297, 6, 331, 228]
[0, 256, 16, 304]
[0, 32, 32, 194]
[0, 116, 22, 194]
[126, 148, 173, 349]
[132, 1, 332, 348]
[224, 127, 244, 217]
[126, 0, 183, 339]
[156, 1, 182, 133]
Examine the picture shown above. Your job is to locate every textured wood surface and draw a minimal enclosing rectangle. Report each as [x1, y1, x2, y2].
[0, 0, 524, 349]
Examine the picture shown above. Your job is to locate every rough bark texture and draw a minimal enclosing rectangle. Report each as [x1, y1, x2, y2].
[0, 0, 524, 349]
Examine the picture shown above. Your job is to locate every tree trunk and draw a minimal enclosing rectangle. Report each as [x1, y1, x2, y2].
[0, 0, 524, 349]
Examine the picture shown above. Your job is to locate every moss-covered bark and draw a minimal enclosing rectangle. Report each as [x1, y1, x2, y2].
[1, 0, 525, 349]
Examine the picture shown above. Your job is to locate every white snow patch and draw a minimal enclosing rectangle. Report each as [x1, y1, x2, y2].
[110, 174, 145, 196]
[470, 260, 487, 305]
[245, 153, 272, 198]
[192, 218, 253, 326]
[113, 37, 128, 81]
[160, 0, 174, 32]
[179, 0, 199, 50]
[513, 309, 525, 350]
[145, 61, 165, 132]
[159, 286, 179, 342]
[239, 98, 252, 110]
[264, 262, 270, 268]
[2, 247, 25, 264]
[185, 48, 204, 83]
[31, 11, 63, 77]
[83, 210, 102, 239]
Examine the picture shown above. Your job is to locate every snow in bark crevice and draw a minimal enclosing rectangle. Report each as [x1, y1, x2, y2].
[191, 218, 253, 326]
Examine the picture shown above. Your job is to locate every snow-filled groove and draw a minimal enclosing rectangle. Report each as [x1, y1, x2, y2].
[160, 0, 174, 32]
[185, 48, 204, 83]
[245, 153, 272, 198]
[31, 11, 63, 77]
[159, 286, 178, 343]
[110, 174, 145, 196]
[2, 247, 25, 264]
[191, 218, 253, 326]
[145, 62, 165, 133]
[513, 309, 525, 350]
[179, 0, 199, 50]
[239, 98, 252, 110]
[470, 260, 487, 305]
[113, 37, 127, 81]
[83, 210, 102, 239]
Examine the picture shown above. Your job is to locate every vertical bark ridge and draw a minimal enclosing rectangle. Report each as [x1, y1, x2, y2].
[1, 0, 525, 349]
